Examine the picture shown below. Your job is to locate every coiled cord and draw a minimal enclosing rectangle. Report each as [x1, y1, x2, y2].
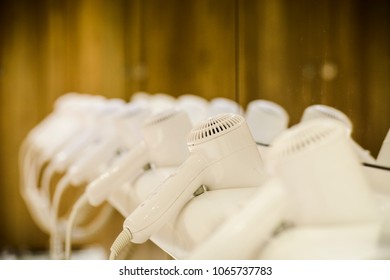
[109, 228, 133, 260]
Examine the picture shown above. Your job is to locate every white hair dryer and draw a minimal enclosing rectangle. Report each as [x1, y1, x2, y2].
[300, 104, 376, 163]
[50, 102, 148, 174]
[260, 119, 380, 259]
[64, 109, 192, 259]
[110, 113, 266, 259]
[49, 99, 144, 259]
[19, 93, 107, 233]
[208, 97, 244, 116]
[245, 99, 289, 146]
[85, 109, 192, 207]
[176, 94, 209, 125]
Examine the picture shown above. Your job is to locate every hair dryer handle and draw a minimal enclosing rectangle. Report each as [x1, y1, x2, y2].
[124, 153, 208, 243]
[86, 142, 148, 206]
[68, 133, 120, 185]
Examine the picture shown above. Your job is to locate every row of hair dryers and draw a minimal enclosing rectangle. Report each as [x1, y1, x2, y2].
[19, 92, 390, 260]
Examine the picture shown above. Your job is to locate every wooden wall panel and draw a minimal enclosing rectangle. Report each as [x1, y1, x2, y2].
[361, 1, 390, 156]
[0, 0, 137, 251]
[0, 0, 48, 251]
[239, 0, 292, 111]
[0, 0, 389, 254]
[140, 0, 237, 100]
[239, 0, 389, 155]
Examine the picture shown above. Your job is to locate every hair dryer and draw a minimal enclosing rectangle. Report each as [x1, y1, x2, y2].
[49, 100, 144, 258]
[300, 104, 376, 163]
[19, 93, 107, 233]
[54, 100, 147, 169]
[266, 118, 378, 225]
[131, 92, 176, 114]
[259, 119, 380, 259]
[245, 99, 289, 146]
[176, 94, 209, 125]
[63, 109, 192, 259]
[84, 109, 192, 207]
[110, 113, 266, 259]
[130, 91, 151, 105]
[41, 100, 146, 198]
[41, 95, 120, 162]
[208, 97, 244, 117]
[149, 93, 176, 114]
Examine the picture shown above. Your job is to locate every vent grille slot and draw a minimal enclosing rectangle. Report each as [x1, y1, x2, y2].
[308, 105, 352, 130]
[144, 109, 178, 127]
[187, 113, 244, 145]
[269, 120, 344, 160]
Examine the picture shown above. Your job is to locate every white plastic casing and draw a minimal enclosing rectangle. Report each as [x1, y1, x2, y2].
[261, 119, 381, 259]
[301, 104, 353, 129]
[185, 114, 265, 189]
[85, 109, 192, 206]
[363, 164, 390, 196]
[115, 103, 151, 148]
[266, 119, 378, 226]
[149, 93, 176, 114]
[64, 99, 132, 185]
[176, 94, 209, 125]
[152, 187, 260, 259]
[27, 93, 100, 161]
[208, 97, 244, 117]
[377, 128, 390, 166]
[49, 99, 129, 173]
[130, 91, 151, 106]
[124, 113, 266, 243]
[187, 177, 286, 259]
[245, 99, 289, 145]
[67, 125, 122, 185]
[20, 93, 106, 233]
[300, 104, 376, 163]
[109, 167, 176, 218]
[143, 110, 192, 167]
[259, 224, 381, 259]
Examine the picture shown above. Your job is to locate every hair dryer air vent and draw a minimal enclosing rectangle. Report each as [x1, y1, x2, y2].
[270, 120, 341, 161]
[188, 113, 244, 145]
[144, 109, 179, 127]
[300, 104, 376, 163]
[301, 104, 352, 132]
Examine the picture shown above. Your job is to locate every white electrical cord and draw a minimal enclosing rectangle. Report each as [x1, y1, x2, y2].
[19, 140, 32, 201]
[64, 193, 88, 259]
[50, 174, 115, 259]
[19, 140, 52, 233]
[109, 228, 133, 260]
[64, 193, 114, 259]
[40, 162, 56, 202]
[49, 174, 71, 259]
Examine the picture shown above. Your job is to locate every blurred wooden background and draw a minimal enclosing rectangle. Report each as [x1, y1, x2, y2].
[0, 0, 389, 252]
